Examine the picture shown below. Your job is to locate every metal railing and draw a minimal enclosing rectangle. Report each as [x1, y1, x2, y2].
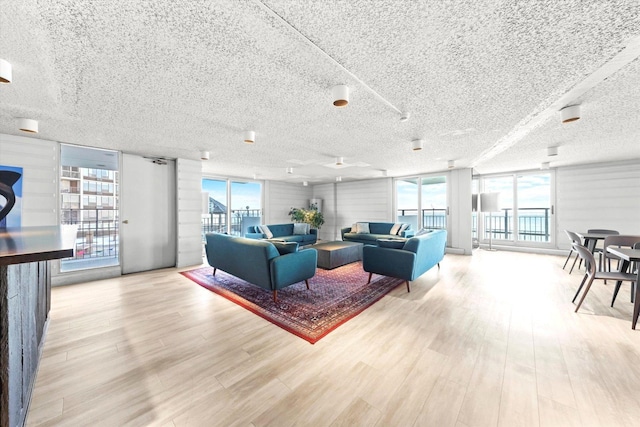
[202, 209, 262, 237]
[60, 209, 119, 260]
[401, 207, 551, 242]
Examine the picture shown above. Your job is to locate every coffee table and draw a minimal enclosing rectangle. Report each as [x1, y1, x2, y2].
[314, 241, 363, 269]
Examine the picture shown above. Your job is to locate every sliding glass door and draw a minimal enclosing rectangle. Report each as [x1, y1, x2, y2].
[396, 175, 448, 232]
[202, 178, 262, 236]
[479, 171, 554, 246]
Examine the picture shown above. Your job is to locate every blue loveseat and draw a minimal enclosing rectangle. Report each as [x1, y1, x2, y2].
[205, 232, 317, 302]
[245, 223, 317, 245]
[341, 222, 415, 245]
[362, 229, 447, 292]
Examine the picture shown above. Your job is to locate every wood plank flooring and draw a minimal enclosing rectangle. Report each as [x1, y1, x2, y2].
[26, 250, 640, 426]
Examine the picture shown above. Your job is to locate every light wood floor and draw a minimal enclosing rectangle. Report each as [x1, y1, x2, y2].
[26, 250, 640, 427]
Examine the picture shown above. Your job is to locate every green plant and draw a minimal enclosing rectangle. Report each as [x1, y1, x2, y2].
[289, 204, 325, 230]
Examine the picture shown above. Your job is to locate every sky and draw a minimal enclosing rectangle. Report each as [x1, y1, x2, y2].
[202, 179, 261, 211]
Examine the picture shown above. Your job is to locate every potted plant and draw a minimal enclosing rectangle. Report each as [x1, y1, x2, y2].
[289, 203, 324, 230]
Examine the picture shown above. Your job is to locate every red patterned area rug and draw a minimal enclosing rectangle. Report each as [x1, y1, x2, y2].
[181, 262, 403, 344]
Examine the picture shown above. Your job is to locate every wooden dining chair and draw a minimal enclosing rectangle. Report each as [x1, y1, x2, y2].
[572, 243, 636, 312]
[563, 230, 582, 273]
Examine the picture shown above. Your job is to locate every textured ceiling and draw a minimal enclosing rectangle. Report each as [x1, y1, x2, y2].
[1, 0, 639, 183]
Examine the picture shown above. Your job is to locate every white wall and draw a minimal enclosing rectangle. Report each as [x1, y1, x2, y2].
[264, 181, 312, 225]
[556, 160, 640, 250]
[0, 134, 57, 226]
[176, 159, 203, 267]
[312, 183, 337, 241]
[333, 178, 394, 239]
[448, 168, 473, 254]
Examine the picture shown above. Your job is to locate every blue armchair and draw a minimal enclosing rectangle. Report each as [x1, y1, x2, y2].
[362, 229, 447, 292]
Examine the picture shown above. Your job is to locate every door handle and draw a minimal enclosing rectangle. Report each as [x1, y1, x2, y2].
[122, 220, 129, 224]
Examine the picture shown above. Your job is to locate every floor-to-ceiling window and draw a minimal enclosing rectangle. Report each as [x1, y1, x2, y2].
[202, 178, 262, 236]
[60, 145, 120, 272]
[396, 175, 448, 232]
[479, 171, 554, 246]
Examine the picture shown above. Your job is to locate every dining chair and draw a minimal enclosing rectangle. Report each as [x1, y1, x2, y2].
[572, 243, 637, 313]
[611, 241, 640, 307]
[600, 235, 640, 288]
[562, 230, 582, 273]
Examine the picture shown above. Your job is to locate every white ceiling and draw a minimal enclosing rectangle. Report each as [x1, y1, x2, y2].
[1, 0, 639, 183]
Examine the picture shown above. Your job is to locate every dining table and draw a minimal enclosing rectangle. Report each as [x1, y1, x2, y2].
[576, 231, 615, 253]
[606, 246, 640, 329]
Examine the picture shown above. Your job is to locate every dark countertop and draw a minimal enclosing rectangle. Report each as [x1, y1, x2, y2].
[0, 226, 76, 266]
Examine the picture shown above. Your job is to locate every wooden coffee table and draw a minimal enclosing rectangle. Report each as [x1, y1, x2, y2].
[314, 241, 363, 269]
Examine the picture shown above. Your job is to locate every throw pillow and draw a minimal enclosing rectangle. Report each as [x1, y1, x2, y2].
[397, 223, 409, 235]
[356, 222, 370, 234]
[258, 224, 274, 239]
[415, 228, 433, 236]
[271, 241, 299, 255]
[389, 223, 402, 235]
[350, 223, 357, 232]
[377, 239, 406, 249]
[293, 223, 309, 235]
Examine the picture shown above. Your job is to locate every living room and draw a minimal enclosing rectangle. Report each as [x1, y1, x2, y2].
[2, 1, 640, 426]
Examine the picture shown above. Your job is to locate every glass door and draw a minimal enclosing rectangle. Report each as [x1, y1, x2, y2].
[516, 173, 553, 243]
[480, 171, 554, 246]
[395, 175, 448, 232]
[202, 178, 262, 236]
[230, 181, 262, 236]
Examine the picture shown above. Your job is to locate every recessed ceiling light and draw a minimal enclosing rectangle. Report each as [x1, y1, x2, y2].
[400, 112, 410, 122]
[412, 139, 423, 151]
[0, 58, 12, 83]
[243, 130, 255, 144]
[560, 105, 580, 123]
[17, 118, 38, 133]
[332, 85, 349, 107]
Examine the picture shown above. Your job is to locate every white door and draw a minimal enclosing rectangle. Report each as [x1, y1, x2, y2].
[121, 154, 176, 274]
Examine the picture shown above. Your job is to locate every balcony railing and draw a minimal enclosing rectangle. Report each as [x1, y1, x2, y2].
[61, 208, 119, 261]
[401, 207, 551, 242]
[202, 209, 262, 237]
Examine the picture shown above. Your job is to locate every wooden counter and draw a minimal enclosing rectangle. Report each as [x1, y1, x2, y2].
[1, 226, 75, 427]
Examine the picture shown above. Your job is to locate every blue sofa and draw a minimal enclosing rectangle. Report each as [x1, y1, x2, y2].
[205, 233, 317, 302]
[245, 223, 317, 245]
[362, 229, 447, 292]
[341, 222, 415, 245]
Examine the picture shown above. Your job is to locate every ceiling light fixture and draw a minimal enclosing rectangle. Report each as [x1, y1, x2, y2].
[560, 105, 580, 123]
[540, 162, 550, 170]
[200, 151, 210, 160]
[332, 84, 349, 107]
[17, 118, 38, 133]
[286, 167, 293, 174]
[0, 59, 11, 83]
[448, 160, 455, 169]
[303, 181, 308, 186]
[336, 176, 342, 182]
[547, 146, 558, 156]
[412, 139, 424, 151]
[336, 156, 344, 165]
[400, 112, 410, 122]
[382, 170, 388, 177]
[243, 130, 255, 144]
